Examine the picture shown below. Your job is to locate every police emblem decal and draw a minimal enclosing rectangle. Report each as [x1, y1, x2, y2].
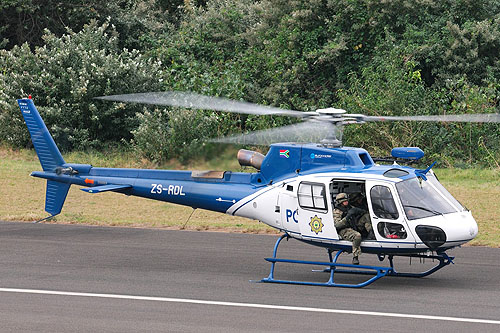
[309, 215, 324, 234]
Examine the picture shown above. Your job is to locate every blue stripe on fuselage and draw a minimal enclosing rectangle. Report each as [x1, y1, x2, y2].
[32, 167, 264, 213]
[83, 167, 264, 213]
[130, 177, 260, 212]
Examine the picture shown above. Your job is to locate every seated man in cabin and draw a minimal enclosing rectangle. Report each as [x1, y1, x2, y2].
[350, 193, 375, 240]
[333, 193, 374, 265]
[350, 192, 368, 210]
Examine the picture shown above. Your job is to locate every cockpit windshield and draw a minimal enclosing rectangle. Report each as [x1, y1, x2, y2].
[395, 174, 464, 220]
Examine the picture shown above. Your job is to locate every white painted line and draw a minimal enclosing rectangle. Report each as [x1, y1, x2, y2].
[0, 287, 499, 325]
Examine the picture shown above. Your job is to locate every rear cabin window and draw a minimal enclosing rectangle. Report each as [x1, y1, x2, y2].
[298, 182, 328, 212]
[370, 185, 399, 219]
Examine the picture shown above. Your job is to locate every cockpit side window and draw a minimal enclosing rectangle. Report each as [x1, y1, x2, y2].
[370, 185, 399, 220]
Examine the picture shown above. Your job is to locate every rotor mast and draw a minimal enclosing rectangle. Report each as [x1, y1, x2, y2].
[316, 108, 347, 147]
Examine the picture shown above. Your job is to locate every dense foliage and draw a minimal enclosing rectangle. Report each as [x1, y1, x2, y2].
[0, 20, 163, 150]
[1, 0, 499, 167]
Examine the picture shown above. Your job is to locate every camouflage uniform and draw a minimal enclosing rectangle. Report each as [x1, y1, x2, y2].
[333, 205, 362, 258]
[350, 193, 368, 211]
[333, 193, 374, 259]
[357, 212, 373, 237]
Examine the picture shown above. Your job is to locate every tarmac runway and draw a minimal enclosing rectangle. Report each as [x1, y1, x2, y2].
[0, 221, 499, 332]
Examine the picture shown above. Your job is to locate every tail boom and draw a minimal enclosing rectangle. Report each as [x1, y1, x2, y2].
[18, 98, 262, 219]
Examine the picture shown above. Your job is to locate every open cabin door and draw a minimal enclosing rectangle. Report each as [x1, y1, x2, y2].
[365, 180, 414, 244]
[329, 179, 368, 240]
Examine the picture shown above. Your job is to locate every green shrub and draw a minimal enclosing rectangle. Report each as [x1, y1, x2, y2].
[0, 20, 163, 151]
[0, 0, 169, 51]
[338, 47, 499, 167]
[132, 108, 219, 164]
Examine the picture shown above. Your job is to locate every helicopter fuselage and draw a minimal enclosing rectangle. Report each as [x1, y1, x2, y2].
[31, 143, 478, 255]
[19, 97, 477, 256]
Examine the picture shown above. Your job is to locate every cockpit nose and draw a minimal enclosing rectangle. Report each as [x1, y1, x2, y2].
[468, 219, 479, 238]
[415, 225, 447, 249]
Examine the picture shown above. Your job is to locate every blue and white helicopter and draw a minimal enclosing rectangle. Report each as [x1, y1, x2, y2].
[18, 93, 499, 287]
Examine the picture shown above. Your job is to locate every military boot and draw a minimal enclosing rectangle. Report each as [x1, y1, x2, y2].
[352, 256, 359, 265]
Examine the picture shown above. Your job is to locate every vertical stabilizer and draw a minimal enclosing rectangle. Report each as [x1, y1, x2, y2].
[18, 98, 70, 219]
[17, 98, 65, 171]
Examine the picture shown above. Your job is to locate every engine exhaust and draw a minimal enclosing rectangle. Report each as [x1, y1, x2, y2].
[237, 149, 265, 170]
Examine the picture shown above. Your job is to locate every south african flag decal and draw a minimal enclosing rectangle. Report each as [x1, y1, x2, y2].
[279, 149, 290, 158]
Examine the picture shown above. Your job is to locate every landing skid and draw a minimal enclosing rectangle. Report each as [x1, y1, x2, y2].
[259, 234, 454, 288]
[384, 252, 454, 278]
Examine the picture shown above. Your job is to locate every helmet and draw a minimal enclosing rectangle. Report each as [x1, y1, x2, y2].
[335, 193, 348, 203]
[350, 193, 364, 202]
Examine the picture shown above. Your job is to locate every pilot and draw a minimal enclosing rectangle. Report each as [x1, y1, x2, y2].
[333, 193, 374, 265]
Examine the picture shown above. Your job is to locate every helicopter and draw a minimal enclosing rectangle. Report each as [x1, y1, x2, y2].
[17, 92, 499, 288]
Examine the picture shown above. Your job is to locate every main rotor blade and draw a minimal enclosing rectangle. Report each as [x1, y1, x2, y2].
[361, 113, 500, 123]
[211, 121, 338, 145]
[96, 92, 306, 118]
[97, 91, 500, 124]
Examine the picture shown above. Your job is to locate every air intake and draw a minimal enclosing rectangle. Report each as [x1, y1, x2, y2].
[415, 225, 446, 249]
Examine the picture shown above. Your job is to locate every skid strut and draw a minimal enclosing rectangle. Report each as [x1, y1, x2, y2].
[260, 234, 454, 288]
[386, 252, 454, 278]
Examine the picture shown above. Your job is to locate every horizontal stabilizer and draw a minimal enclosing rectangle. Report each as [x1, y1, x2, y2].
[80, 184, 132, 194]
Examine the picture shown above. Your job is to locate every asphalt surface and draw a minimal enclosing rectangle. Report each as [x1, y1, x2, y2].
[0, 221, 499, 332]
